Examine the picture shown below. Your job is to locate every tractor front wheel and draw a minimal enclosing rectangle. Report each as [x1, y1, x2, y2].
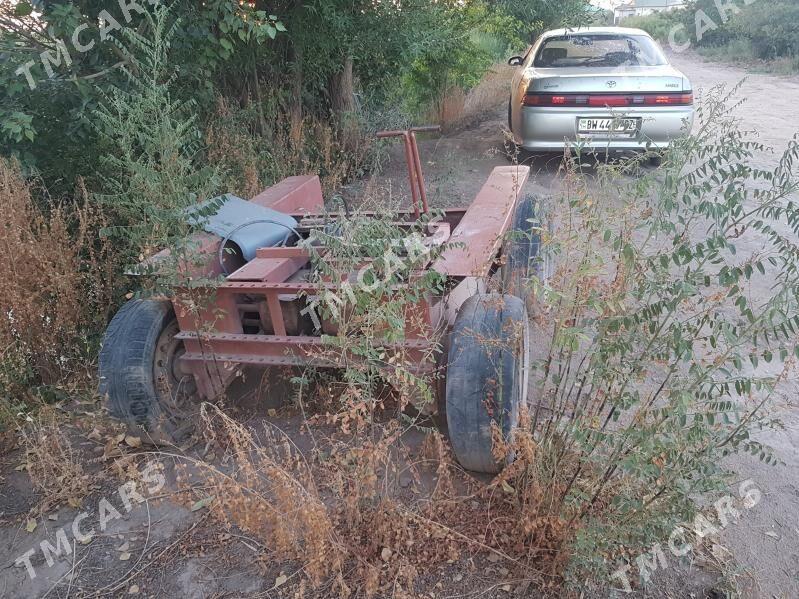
[98, 299, 199, 444]
[445, 293, 530, 473]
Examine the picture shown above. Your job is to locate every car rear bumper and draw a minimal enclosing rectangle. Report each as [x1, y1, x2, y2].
[516, 105, 694, 151]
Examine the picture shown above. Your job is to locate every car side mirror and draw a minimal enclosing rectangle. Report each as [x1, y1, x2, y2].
[507, 56, 524, 67]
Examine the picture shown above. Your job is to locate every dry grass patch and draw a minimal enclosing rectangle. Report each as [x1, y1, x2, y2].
[205, 97, 378, 199]
[0, 159, 118, 423]
[21, 409, 93, 513]
[438, 64, 515, 129]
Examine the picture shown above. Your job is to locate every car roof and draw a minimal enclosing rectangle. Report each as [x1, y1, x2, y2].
[541, 26, 651, 39]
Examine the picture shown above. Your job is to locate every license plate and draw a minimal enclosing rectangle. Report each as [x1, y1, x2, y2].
[578, 118, 638, 133]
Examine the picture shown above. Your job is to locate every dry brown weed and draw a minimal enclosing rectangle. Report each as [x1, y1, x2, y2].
[21, 409, 92, 513]
[0, 159, 119, 418]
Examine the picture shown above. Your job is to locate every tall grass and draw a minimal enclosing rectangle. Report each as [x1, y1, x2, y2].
[437, 63, 515, 128]
[697, 40, 799, 74]
[206, 97, 382, 198]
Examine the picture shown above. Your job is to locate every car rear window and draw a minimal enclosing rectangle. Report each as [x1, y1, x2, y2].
[534, 34, 668, 68]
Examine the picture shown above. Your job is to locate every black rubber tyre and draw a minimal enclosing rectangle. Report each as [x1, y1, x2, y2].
[445, 294, 530, 474]
[505, 100, 525, 159]
[502, 194, 552, 305]
[98, 299, 198, 444]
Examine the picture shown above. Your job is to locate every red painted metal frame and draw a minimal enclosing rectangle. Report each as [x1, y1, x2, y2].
[165, 133, 529, 400]
[250, 175, 323, 214]
[433, 165, 529, 277]
[176, 332, 436, 370]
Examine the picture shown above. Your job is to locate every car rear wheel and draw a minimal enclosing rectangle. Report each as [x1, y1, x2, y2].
[445, 294, 530, 474]
[504, 99, 521, 157]
[99, 299, 199, 444]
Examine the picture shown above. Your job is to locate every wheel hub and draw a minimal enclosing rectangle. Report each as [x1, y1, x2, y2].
[153, 319, 198, 422]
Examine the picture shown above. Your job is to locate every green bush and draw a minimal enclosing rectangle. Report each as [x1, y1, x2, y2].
[621, 12, 683, 43]
[738, 2, 799, 59]
[399, 2, 523, 119]
[498, 0, 592, 39]
[695, 37, 756, 64]
[92, 6, 220, 278]
[535, 89, 799, 587]
[681, 0, 738, 48]
[628, 1, 799, 67]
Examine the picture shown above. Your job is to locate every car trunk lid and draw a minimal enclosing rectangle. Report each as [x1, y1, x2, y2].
[526, 65, 688, 93]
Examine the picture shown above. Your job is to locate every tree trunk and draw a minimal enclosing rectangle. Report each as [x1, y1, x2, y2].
[288, 42, 304, 147]
[251, 63, 268, 138]
[330, 55, 355, 116]
[329, 55, 357, 150]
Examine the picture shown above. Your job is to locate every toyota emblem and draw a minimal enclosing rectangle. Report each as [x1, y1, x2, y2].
[606, 80, 617, 88]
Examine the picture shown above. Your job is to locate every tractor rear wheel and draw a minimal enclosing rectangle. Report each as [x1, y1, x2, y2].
[503, 194, 552, 307]
[445, 293, 530, 473]
[98, 299, 199, 444]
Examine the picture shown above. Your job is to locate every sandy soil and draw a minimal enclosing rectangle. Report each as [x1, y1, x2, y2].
[667, 51, 799, 599]
[2, 52, 798, 598]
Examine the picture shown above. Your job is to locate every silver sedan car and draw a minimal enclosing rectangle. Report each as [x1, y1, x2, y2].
[507, 27, 693, 152]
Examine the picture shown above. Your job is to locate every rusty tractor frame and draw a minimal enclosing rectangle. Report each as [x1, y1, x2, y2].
[99, 127, 535, 473]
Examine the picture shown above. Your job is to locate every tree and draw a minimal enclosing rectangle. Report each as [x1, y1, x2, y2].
[494, 0, 592, 41]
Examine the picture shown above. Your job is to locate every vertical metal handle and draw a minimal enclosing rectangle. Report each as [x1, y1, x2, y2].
[376, 126, 440, 218]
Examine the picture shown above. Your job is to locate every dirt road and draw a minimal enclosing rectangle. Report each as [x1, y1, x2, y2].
[2, 53, 798, 599]
[669, 51, 799, 599]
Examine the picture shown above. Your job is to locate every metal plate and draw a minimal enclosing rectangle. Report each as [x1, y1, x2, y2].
[188, 195, 299, 261]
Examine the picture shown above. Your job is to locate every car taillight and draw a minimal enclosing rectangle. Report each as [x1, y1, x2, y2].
[523, 92, 693, 107]
[646, 93, 693, 105]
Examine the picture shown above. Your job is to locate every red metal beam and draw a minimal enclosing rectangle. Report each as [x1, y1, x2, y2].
[409, 131, 430, 214]
[226, 256, 308, 282]
[254, 247, 311, 259]
[377, 126, 440, 218]
[250, 175, 324, 214]
[432, 166, 530, 277]
[177, 332, 436, 371]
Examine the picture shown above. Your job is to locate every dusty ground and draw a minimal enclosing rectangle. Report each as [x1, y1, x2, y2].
[667, 51, 799, 599]
[2, 52, 798, 598]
